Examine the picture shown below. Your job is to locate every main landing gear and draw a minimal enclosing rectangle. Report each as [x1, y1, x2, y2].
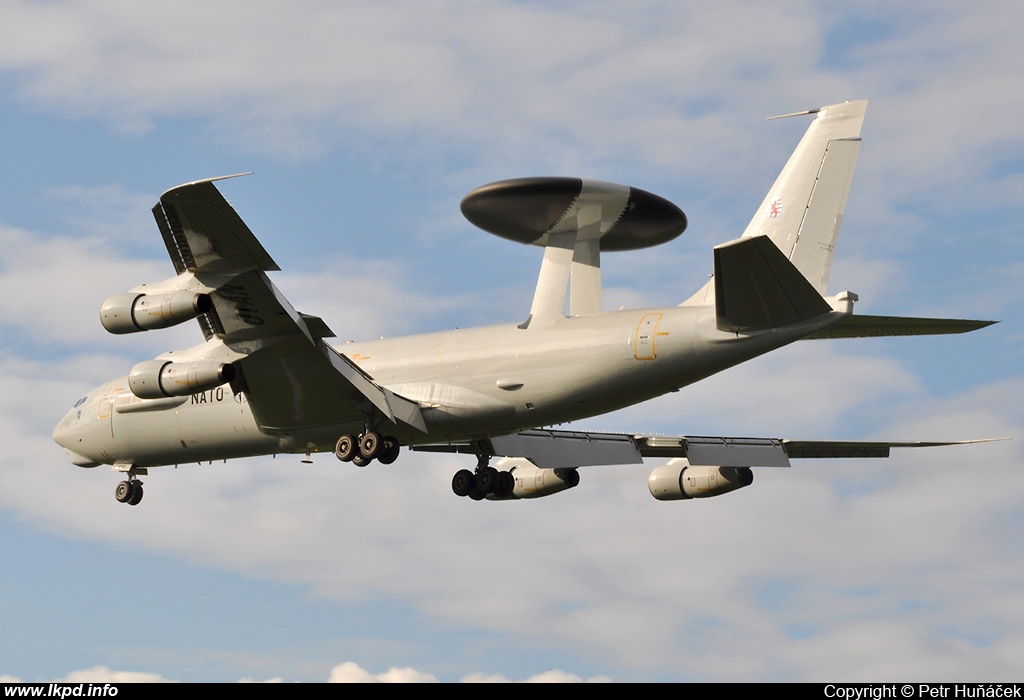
[114, 479, 144, 506]
[452, 455, 514, 500]
[335, 431, 400, 467]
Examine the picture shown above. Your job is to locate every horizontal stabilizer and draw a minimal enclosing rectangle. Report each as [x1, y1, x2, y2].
[715, 235, 832, 331]
[804, 314, 997, 339]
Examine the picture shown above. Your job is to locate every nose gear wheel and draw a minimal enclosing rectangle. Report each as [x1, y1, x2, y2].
[114, 479, 144, 506]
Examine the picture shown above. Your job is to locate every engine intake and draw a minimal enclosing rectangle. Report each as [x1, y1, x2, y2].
[128, 360, 235, 399]
[648, 460, 753, 501]
[100, 291, 212, 334]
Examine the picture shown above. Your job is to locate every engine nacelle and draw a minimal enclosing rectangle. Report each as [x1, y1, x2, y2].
[648, 459, 753, 501]
[494, 458, 580, 499]
[128, 360, 235, 399]
[100, 291, 212, 334]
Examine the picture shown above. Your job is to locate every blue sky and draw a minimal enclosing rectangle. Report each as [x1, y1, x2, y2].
[1, 1, 1021, 683]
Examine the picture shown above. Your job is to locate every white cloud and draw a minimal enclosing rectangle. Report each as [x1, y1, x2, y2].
[328, 661, 438, 683]
[0, 220, 460, 359]
[0, 223, 170, 350]
[59, 666, 176, 683]
[16, 662, 610, 683]
[458, 669, 612, 683]
[275, 261, 464, 340]
[9, 370, 1019, 680]
[45, 184, 156, 243]
[0, 0, 1019, 684]
[0, 1, 1013, 185]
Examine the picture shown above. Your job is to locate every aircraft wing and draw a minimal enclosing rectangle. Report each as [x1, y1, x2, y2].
[412, 428, 1001, 468]
[152, 175, 426, 435]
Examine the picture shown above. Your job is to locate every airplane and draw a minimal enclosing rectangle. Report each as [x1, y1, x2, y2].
[53, 99, 999, 506]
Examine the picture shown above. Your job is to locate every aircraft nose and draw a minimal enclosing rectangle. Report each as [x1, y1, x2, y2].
[52, 411, 73, 449]
[53, 407, 102, 468]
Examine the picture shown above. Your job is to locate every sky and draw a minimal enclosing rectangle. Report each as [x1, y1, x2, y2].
[0, 0, 1021, 683]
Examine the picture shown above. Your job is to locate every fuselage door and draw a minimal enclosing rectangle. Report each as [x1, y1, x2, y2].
[634, 313, 663, 360]
[96, 381, 119, 438]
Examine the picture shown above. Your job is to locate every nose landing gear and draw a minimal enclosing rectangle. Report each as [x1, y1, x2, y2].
[114, 479, 144, 506]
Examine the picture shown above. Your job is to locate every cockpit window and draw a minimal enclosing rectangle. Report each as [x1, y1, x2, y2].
[73, 396, 87, 408]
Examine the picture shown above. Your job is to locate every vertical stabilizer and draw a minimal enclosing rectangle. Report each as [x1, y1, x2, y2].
[742, 100, 867, 294]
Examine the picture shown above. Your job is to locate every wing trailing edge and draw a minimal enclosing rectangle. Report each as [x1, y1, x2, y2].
[413, 428, 1004, 469]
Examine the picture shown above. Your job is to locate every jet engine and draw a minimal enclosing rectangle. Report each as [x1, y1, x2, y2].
[498, 458, 580, 499]
[648, 459, 753, 501]
[128, 359, 235, 399]
[100, 291, 212, 334]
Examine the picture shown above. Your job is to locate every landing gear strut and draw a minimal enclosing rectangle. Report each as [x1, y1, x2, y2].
[335, 431, 400, 467]
[114, 479, 144, 506]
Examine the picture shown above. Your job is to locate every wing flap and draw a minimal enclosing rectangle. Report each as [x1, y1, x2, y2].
[415, 429, 1002, 467]
[489, 429, 642, 468]
[653, 435, 791, 467]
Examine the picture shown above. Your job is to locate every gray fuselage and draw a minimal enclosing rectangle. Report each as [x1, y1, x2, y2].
[53, 303, 844, 469]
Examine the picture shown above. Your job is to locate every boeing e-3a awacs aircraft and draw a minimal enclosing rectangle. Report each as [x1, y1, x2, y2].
[53, 100, 997, 506]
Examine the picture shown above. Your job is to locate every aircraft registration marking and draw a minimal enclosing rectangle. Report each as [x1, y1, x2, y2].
[190, 387, 226, 404]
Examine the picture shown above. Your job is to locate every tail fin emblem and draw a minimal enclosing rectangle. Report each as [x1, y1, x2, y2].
[767, 197, 783, 218]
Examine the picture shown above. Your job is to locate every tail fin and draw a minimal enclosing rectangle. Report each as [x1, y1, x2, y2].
[742, 100, 867, 294]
